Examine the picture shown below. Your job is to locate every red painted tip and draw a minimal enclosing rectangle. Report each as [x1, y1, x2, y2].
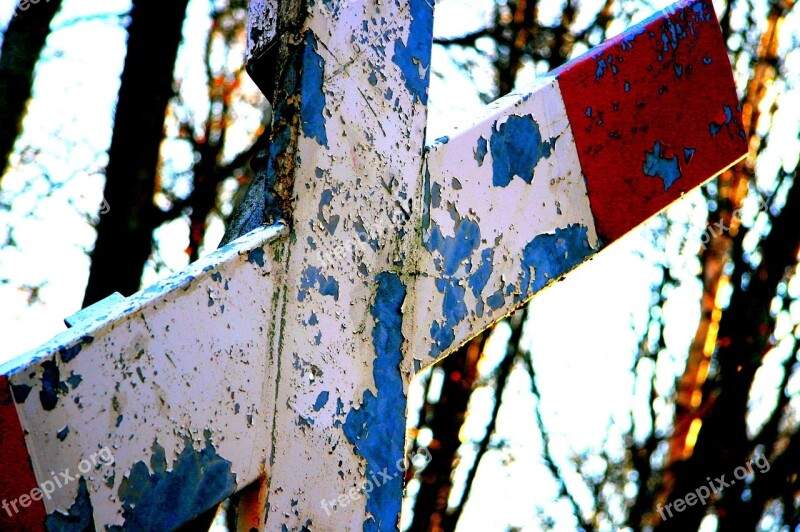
[554, 0, 747, 243]
[0, 375, 46, 531]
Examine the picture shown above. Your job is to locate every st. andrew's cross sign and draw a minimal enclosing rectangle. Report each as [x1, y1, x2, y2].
[0, 0, 746, 529]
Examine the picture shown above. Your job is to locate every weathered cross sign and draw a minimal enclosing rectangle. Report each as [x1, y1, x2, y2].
[1, 0, 746, 529]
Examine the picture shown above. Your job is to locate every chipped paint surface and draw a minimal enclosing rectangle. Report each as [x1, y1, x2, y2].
[1, 224, 286, 529]
[552, 0, 747, 242]
[256, 0, 432, 527]
[110, 434, 236, 530]
[343, 273, 407, 531]
[413, 77, 600, 363]
[0, 0, 746, 530]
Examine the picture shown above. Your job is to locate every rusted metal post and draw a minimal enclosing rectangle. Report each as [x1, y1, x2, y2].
[0, 0, 745, 529]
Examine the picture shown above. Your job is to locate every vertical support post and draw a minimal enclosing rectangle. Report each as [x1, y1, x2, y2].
[247, 0, 433, 528]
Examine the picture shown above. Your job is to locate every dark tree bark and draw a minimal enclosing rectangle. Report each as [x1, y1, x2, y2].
[407, 332, 485, 531]
[660, 163, 800, 531]
[82, 0, 190, 307]
[0, 0, 63, 181]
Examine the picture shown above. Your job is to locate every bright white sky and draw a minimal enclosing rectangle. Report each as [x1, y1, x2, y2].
[1, 0, 799, 530]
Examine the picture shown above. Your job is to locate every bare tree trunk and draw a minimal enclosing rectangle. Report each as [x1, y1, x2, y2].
[0, 0, 63, 181]
[82, 0, 190, 307]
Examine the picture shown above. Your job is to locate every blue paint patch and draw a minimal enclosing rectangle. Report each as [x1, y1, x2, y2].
[585, 107, 592, 117]
[710, 104, 733, 137]
[110, 433, 236, 531]
[674, 64, 683, 78]
[314, 391, 330, 411]
[624, 81, 630, 92]
[660, 17, 688, 53]
[57, 426, 70, 441]
[298, 266, 340, 301]
[692, 1, 713, 22]
[424, 212, 483, 357]
[474, 136, 488, 166]
[211, 271, 223, 283]
[518, 224, 594, 299]
[434, 135, 449, 144]
[426, 219, 480, 277]
[487, 288, 505, 310]
[247, 248, 265, 267]
[643, 140, 682, 191]
[619, 26, 645, 51]
[40, 360, 67, 411]
[10, 383, 32, 403]
[392, 0, 433, 105]
[490, 115, 557, 187]
[595, 58, 608, 79]
[301, 31, 329, 147]
[683, 147, 696, 164]
[67, 371, 82, 390]
[703, 56, 712, 65]
[385, 87, 393, 100]
[431, 182, 441, 209]
[309, 313, 319, 326]
[431, 278, 468, 355]
[45, 477, 94, 531]
[467, 248, 493, 317]
[59, 336, 93, 364]
[368, 71, 378, 86]
[343, 273, 407, 532]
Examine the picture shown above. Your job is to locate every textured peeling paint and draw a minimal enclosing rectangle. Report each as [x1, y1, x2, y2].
[553, 0, 747, 241]
[426, 217, 480, 277]
[490, 115, 557, 187]
[11, 382, 32, 403]
[247, 247, 266, 267]
[45, 477, 94, 532]
[392, 0, 433, 104]
[518, 224, 595, 299]
[423, 213, 483, 357]
[40, 360, 67, 411]
[643, 140, 682, 191]
[313, 391, 329, 411]
[301, 31, 328, 147]
[58, 336, 93, 364]
[468, 248, 494, 317]
[343, 273, 406, 531]
[298, 266, 340, 301]
[474, 136, 488, 165]
[111, 435, 236, 531]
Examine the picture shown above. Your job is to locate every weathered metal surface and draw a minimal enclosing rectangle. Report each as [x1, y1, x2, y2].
[0, 0, 745, 530]
[411, 78, 600, 367]
[1, 224, 287, 529]
[410, 0, 747, 367]
[551, 0, 747, 242]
